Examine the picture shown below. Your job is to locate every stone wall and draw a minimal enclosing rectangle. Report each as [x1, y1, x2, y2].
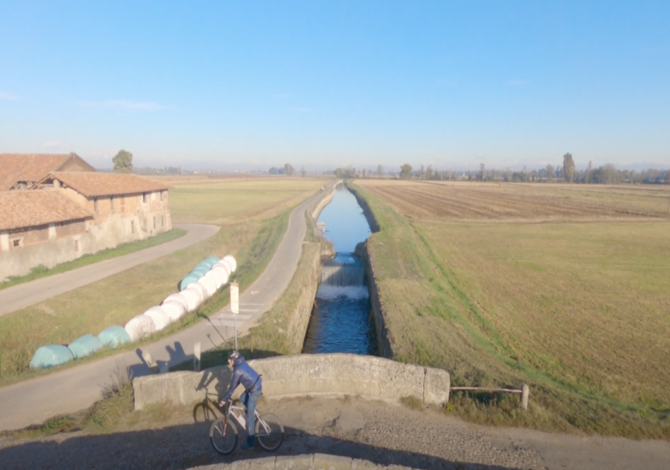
[285, 242, 323, 354]
[309, 181, 340, 220]
[345, 182, 380, 233]
[347, 183, 393, 359]
[189, 454, 420, 470]
[0, 190, 172, 280]
[132, 353, 450, 410]
[358, 241, 394, 359]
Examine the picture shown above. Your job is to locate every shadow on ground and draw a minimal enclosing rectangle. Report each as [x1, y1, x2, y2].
[0, 421, 525, 470]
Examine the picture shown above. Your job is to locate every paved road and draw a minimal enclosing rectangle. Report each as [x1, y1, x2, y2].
[0, 223, 220, 318]
[0, 188, 329, 431]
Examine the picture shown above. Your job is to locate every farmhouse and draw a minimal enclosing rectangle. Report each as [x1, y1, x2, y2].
[33, 172, 172, 238]
[0, 156, 172, 281]
[0, 153, 95, 190]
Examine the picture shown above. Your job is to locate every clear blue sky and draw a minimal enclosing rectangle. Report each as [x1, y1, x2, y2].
[1, 1, 668, 171]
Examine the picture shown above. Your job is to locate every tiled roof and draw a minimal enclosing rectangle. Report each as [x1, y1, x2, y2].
[44, 172, 170, 198]
[0, 153, 91, 190]
[0, 190, 93, 231]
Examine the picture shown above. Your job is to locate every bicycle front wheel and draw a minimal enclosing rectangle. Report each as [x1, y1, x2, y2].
[255, 413, 283, 451]
[209, 417, 238, 455]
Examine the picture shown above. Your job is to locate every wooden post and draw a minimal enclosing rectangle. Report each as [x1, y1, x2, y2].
[193, 342, 201, 372]
[521, 383, 530, 411]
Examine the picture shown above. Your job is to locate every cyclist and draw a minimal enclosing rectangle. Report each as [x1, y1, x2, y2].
[219, 350, 263, 450]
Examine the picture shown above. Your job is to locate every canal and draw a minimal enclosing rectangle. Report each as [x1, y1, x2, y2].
[302, 184, 377, 355]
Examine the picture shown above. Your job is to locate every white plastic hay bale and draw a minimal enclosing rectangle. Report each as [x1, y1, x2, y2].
[213, 260, 232, 276]
[212, 266, 230, 285]
[125, 314, 157, 341]
[222, 254, 237, 272]
[163, 292, 189, 312]
[180, 288, 201, 312]
[212, 264, 230, 278]
[161, 300, 186, 322]
[188, 281, 209, 301]
[198, 276, 217, 297]
[143, 306, 170, 331]
[205, 270, 223, 289]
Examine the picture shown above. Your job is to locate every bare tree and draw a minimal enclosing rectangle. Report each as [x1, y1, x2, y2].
[545, 164, 554, 182]
[563, 153, 576, 183]
[377, 164, 384, 178]
[400, 164, 413, 179]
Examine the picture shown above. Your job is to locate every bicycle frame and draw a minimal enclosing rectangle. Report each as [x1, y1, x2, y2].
[226, 404, 272, 436]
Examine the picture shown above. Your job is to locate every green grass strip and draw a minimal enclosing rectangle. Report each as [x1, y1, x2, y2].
[0, 228, 188, 291]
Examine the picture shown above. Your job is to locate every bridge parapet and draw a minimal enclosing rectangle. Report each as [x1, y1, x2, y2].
[133, 353, 450, 410]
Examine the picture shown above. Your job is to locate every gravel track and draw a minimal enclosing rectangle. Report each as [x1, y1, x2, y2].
[2, 396, 668, 470]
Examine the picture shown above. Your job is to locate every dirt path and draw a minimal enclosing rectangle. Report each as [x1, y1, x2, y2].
[1, 396, 667, 470]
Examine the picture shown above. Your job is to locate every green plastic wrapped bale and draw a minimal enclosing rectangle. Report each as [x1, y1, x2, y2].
[98, 326, 131, 348]
[191, 266, 209, 276]
[179, 273, 200, 291]
[29, 345, 74, 369]
[201, 256, 219, 269]
[195, 261, 210, 271]
[68, 334, 104, 359]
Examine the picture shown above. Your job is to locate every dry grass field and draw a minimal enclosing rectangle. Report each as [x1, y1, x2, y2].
[0, 178, 324, 385]
[166, 177, 325, 225]
[353, 179, 670, 437]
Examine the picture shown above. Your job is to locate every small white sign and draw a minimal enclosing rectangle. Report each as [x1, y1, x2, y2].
[230, 282, 239, 315]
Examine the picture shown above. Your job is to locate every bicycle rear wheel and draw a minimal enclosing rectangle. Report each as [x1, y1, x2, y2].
[255, 413, 283, 451]
[209, 417, 238, 455]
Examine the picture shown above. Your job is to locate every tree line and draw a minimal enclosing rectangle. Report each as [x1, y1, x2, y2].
[335, 155, 669, 185]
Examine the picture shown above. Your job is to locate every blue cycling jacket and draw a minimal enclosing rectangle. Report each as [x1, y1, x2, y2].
[223, 355, 262, 401]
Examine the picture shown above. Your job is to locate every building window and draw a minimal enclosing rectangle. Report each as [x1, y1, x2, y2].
[94, 198, 98, 214]
[143, 193, 148, 203]
[131, 220, 135, 234]
[110, 196, 114, 213]
[13, 239, 21, 248]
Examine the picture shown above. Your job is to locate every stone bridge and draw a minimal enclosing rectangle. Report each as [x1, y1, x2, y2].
[132, 354, 450, 410]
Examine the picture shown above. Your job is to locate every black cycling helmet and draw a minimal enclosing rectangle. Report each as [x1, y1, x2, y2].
[227, 350, 240, 361]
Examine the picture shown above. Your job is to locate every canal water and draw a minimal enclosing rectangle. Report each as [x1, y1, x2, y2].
[303, 184, 377, 355]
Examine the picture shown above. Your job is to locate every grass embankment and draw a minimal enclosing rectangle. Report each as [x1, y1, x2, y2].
[0, 178, 325, 386]
[0, 212, 289, 386]
[0, 228, 187, 291]
[351, 180, 670, 439]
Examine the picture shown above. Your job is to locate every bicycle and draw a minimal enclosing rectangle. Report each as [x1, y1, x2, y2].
[209, 399, 284, 454]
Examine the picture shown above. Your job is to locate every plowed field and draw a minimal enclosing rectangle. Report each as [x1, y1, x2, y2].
[358, 180, 670, 222]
